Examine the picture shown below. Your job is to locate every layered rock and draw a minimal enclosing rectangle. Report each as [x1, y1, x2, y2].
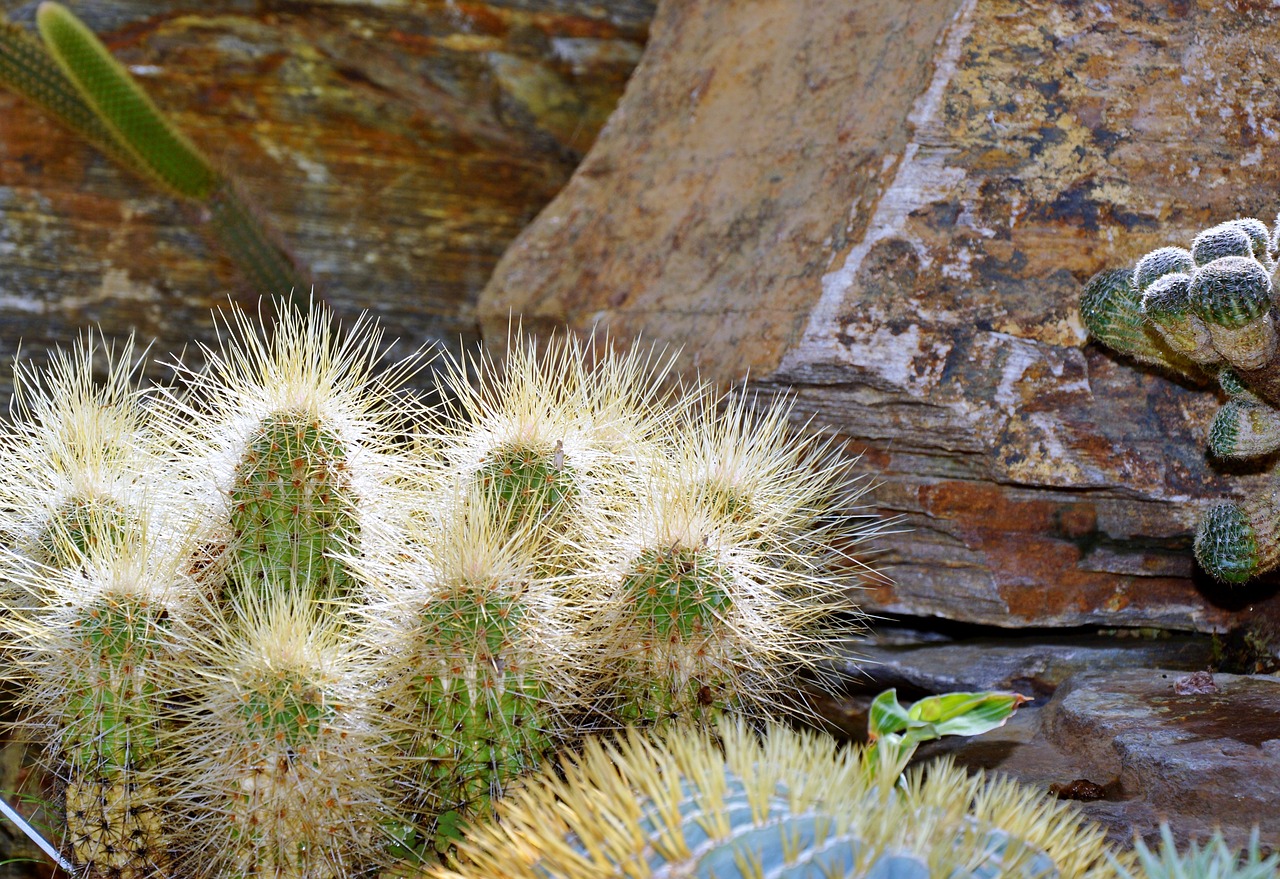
[480, 0, 1280, 632]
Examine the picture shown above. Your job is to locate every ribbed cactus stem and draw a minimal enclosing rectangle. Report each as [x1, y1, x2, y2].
[228, 410, 358, 605]
[613, 542, 735, 723]
[1207, 399, 1280, 459]
[1194, 498, 1280, 584]
[36, 1, 220, 201]
[1141, 273, 1218, 365]
[19, 556, 179, 879]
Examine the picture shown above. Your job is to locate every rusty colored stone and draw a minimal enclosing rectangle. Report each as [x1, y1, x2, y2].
[0, 0, 650, 389]
[481, 0, 1280, 631]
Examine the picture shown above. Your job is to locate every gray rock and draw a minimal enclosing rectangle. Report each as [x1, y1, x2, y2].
[922, 668, 1280, 853]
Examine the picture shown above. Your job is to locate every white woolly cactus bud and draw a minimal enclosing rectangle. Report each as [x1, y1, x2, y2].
[0, 333, 153, 573]
[2, 537, 197, 879]
[427, 720, 1127, 879]
[1191, 256, 1276, 370]
[153, 299, 430, 608]
[168, 594, 394, 879]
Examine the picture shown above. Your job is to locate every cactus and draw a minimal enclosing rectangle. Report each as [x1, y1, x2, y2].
[0, 3, 306, 296]
[0, 299, 887, 877]
[427, 718, 1126, 879]
[1112, 825, 1280, 879]
[1079, 212, 1280, 585]
[4, 541, 194, 879]
[0, 333, 152, 575]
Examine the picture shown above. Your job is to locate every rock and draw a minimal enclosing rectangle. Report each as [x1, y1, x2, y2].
[921, 669, 1280, 852]
[831, 627, 1216, 700]
[0, 0, 650, 392]
[479, 0, 1280, 633]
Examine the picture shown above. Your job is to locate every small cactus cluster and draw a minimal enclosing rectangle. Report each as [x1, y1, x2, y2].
[0, 299, 882, 877]
[428, 718, 1131, 879]
[1079, 215, 1280, 584]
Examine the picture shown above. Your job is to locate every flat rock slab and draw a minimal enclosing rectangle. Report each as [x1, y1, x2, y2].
[480, 0, 1280, 632]
[833, 629, 1216, 700]
[924, 669, 1280, 851]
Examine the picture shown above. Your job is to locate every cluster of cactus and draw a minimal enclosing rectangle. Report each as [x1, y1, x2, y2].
[0, 2, 306, 297]
[0, 298, 882, 877]
[1079, 214, 1280, 584]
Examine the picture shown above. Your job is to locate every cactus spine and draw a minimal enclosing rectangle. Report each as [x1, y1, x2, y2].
[428, 719, 1127, 879]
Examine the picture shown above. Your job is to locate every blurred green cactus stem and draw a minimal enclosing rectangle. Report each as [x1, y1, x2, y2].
[0, 3, 306, 296]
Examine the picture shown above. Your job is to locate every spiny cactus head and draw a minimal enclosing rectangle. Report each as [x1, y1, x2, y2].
[1192, 223, 1257, 267]
[1195, 502, 1260, 584]
[1134, 246, 1195, 292]
[171, 593, 392, 879]
[1212, 218, 1274, 269]
[1080, 266, 1199, 372]
[1192, 257, 1273, 329]
[1139, 272, 1220, 365]
[227, 408, 358, 604]
[1207, 399, 1280, 459]
[428, 720, 1124, 879]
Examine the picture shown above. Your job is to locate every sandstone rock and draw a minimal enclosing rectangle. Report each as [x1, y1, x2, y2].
[480, 0, 1280, 632]
[0, 0, 649, 390]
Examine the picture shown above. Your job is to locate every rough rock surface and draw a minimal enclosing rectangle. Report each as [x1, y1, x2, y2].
[919, 669, 1280, 853]
[0, 0, 649, 392]
[480, 0, 1280, 632]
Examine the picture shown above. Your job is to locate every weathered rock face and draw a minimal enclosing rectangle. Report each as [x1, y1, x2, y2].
[480, 0, 1280, 632]
[0, 0, 650, 387]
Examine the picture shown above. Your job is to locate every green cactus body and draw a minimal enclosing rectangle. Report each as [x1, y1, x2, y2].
[36, 2, 219, 201]
[1195, 502, 1264, 584]
[56, 584, 173, 878]
[475, 441, 578, 537]
[613, 544, 734, 723]
[427, 721, 1125, 879]
[407, 581, 550, 818]
[1208, 400, 1280, 459]
[228, 410, 357, 605]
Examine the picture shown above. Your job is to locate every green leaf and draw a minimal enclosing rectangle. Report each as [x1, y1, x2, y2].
[868, 689, 912, 739]
[36, 1, 219, 200]
[906, 691, 1028, 738]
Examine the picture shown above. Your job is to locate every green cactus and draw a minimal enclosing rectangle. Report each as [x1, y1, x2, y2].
[5, 546, 190, 879]
[0, 300, 891, 877]
[0, 3, 306, 296]
[1113, 825, 1280, 879]
[1080, 213, 1280, 585]
[426, 717, 1125, 879]
[227, 410, 359, 604]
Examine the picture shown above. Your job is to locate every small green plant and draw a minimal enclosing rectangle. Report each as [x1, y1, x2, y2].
[0, 299, 886, 877]
[427, 702, 1126, 879]
[1080, 215, 1280, 585]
